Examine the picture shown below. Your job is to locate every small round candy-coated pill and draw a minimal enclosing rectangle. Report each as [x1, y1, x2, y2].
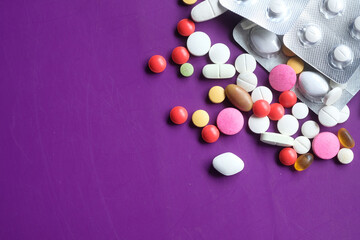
[287, 57, 304, 74]
[208, 86, 225, 104]
[217, 108, 244, 135]
[279, 91, 297, 108]
[180, 63, 194, 77]
[192, 110, 209, 127]
[170, 106, 188, 124]
[148, 55, 166, 73]
[281, 45, 295, 57]
[183, 0, 197, 5]
[209, 43, 230, 64]
[312, 132, 340, 160]
[268, 103, 284, 121]
[294, 153, 314, 171]
[172, 46, 190, 65]
[337, 148, 354, 164]
[269, 64, 296, 92]
[253, 100, 271, 118]
[177, 19, 195, 37]
[338, 128, 355, 148]
[279, 148, 297, 166]
[292, 102, 309, 119]
[202, 125, 220, 143]
[301, 120, 320, 139]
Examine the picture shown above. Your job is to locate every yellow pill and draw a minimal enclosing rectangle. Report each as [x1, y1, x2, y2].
[282, 45, 295, 57]
[338, 128, 355, 148]
[287, 57, 304, 74]
[208, 86, 225, 104]
[294, 153, 314, 171]
[183, 0, 197, 5]
[192, 110, 209, 127]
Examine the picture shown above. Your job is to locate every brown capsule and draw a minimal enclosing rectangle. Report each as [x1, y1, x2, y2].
[225, 84, 253, 112]
[338, 128, 355, 148]
[294, 153, 314, 171]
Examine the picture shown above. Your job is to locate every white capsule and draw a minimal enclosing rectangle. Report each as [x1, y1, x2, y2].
[202, 64, 236, 79]
[236, 72, 258, 92]
[323, 87, 342, 106]
[191, 0, 227, 22]
[293, 136, 311, 154]
[187, 31, 211, 57]
[209, 43, 230, 64]
[337, 148, 354, 164]
[212, 152, 244, 176]
[318, 105, 340, 127]
[260, 132, 294, 147]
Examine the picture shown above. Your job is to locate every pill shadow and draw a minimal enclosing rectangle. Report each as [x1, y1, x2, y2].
[208, 164, 225, 178]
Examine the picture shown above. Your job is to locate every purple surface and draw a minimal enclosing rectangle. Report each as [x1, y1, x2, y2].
[0, 1, 359, 239]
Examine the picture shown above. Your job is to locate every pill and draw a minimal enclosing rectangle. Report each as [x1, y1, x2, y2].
[326, 0, 344, 14]
[183, 0, 197, 5]
[287, 57, 304, 74]
[253, 100, 271, 118]
[354, 16, 360, 32]
[170, 106, 188, 124]
[148, 55, 166, 73]
[293, 136, 311, 154]
[268, 103, 284, 121]
[177, 19, 196, 37]
[235, 53, 257, 73]
[337, 148, 354, 164]
[338, 128, 355, 148]
[351, 16, 360, 39]
[225, 84, 253, 112]
[338, 105, 350, 124]
[208, 86, 225, 103]
[187, 31, 211, 57]
[294, 153, 314, 171]
[330, 45, 353, 69]
[202, 64, 236, 79]
[323, 87, 342, 106]
[180, 63, 194, 77]
[291, 102, 309, 120]
[277, 114, 299, 136]
[236, 72, 258, 92]
[248, 115, 270, 134]
[312, 132, 340, 160]
[172, 46, 190, 65]
[281, 45, 295, 57]
[279, 148, 297, 166]
[298, 71, 329, 103]
[191, 0, 227, 22]
[209, 43, 230, 64]
[329, 80, 347, 89]
[268, 0, 287, 18]
[251, 86, 273, 104]
[212, 152, 244, 176]
[249, 27, 281, 58]
[304, 25, 322, 44]
[318, 105, 339, 127]
[301, 120, 320, 139]
[192, 110, 210, 127]
[260, 132, 294, 147]
[202, 125, 220, 143]
[279, 90, 297, 108]
[269, 64, 297, 92]
[216, 107, 244, 135]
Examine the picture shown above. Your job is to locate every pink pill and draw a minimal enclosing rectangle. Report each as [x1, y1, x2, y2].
[269, 64, 297, 92]
[312, 132, 340, 160]
[216, 107, 244, 135]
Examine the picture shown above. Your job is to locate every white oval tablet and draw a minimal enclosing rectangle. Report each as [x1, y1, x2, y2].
[251, 86, 273, 103]
[293, 136, 311, 154]
[187, 31, 211, 56]
[337, 148, 354, 164]
[298, 71, 329, 103]
[338, 105, 350, 124]
[249, 27, 281, 58]
[209, 43, 230, 64]
[191, 0, 227, 22]
[260, 132, 294, 147]
[318, 105, 339, 127]
[248, 115, 270, 134]
[323, 87, 342, 106]
[304, 25, 322, 44]
[202, 64, 236, 79]
[301, 120, 320, 139]
[235, 53, 257, 73]
[292, 102, 309, 119]
[212, 152, 244, 176]
[236, 72, 258, 92]
[277, 114, 299, 136]
[326, 0, 344, 14]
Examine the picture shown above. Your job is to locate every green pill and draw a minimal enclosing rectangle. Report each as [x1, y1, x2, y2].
[180, 63, 194, 77]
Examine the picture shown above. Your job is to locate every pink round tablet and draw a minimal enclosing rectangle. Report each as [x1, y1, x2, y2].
[312, 132, 340, 160]
[269, 64, 297, 92]
[216, 107, 244, 135]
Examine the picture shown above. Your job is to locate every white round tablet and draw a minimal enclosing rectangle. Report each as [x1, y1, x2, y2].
[337, 148, 354, 164]
[326, 0, 344, 14]
[333, 45, 353, 63]
[277, 114, 299, 136]
[301, 120, 320, 139]
[354, 16, 360, 32]
[248, 115, 270, 134]
[338, 105, 350, 124]
[209, 43, 230, 64]
[305, 25, 322, 44]
[187, 31, 211, 57]
[318, 105, 340, 127]
[251, 86, 273, 103]
[323, 87, 342, 106]
[236, 72, 258, 92]
[293, 136, 311, 154]
[235, 53, 257, 73]
[291, 102, 309, 119]
[269, 0, 287, 16]
[329, 80, 347, 89]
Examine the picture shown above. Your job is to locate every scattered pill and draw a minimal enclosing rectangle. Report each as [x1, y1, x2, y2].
[304, 25, 322, 44]
[235, 53, 257, 73]
[236, 72, 258, 92]
[177, 19, 196, 37]
[291, 102, 309, 119]
[183, 0, 197, 5]
[269, 64, 297, 92]
[148, 55, 166, 73]
[172, 46, 190, 65]
[208, 86, 225, 103]
[279, 148, 297, 166]
[180, 63, 194, 77]
[187, 31, 211, 56]
[301, 120, 320, 139]
[337, 148, 354, 164]
[338, 105, 350, 124]
[202, 64, 236, 79]
[277, 114, 299, 136]
[338, 128, 355, 148]
[170, 106, 188, 124]
[249, 27, 281, 58]
[260, 132, 294, 147]
[212, 152, 244, 176]
[293, 136, 311, 154]
[298, 71, 329, 103]
[312, 132, 340, 160]
[294, 153, 314, 171]
[251, 86, 273, 104]
[202, 125, 220, 143]
[192, 110, 210, 127]
[287, 57, 304, 74]
[225, 84, 253, 112]
[279, 90, 297, 108]
[268, 103, 285, 121]
[252, 100, 270, 118]
[322, 87, 342, 106]
[209, 43, 230, 64]
[318, 105, 339, 127]
[248, 115, 270, 134]
[281, 45, 295, 57]
[216, 107, 244, 135]
[191, 0, 227, 22]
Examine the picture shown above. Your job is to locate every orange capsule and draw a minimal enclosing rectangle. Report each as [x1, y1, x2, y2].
[338, 128, 355, 148]
[294, 153, 314, 171]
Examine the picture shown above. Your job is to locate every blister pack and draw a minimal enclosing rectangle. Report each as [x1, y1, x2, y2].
[283, 0, 360, 84]
[219, 0, 310, 35]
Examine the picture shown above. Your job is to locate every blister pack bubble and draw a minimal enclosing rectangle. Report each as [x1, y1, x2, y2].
[283, 0, 360, 84]
[219, 0, 310, 35]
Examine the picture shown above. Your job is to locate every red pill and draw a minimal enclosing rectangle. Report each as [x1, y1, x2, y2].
[177, 19, 195, 37]
[170, 106, 188, 124]
[252, 100, 271, 118]
[201, 125, 220, 143]
[172, 46, 190, 65]
[148, 55, 166, 73]
[268, 103, 285, 121]
[279, 148, 297, 166]
[279, 90, 297, 108]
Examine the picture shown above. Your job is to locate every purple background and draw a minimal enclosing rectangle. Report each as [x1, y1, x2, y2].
[0, 0, 359, 239]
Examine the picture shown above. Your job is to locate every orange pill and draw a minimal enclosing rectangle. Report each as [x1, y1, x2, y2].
[338, 128, 355, 148]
